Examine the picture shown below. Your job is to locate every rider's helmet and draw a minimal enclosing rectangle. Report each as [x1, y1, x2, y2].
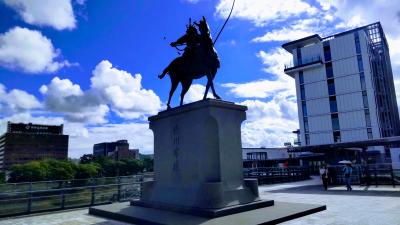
[186, 24, 198, 36]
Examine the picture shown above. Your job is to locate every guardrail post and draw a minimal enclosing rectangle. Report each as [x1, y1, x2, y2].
[117, 176, 121, 202]
[391, 167, 395, 188]
[60, 189, 65, 209]
[27, 182, 32, 213]
[91, 186, 95, 205]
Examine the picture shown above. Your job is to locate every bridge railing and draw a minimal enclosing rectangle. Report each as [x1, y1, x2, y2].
[0, 174, 150, 218]
[244, 166, 310, 184]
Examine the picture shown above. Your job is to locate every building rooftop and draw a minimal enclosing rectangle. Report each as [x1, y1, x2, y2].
[282, 21, 385, 53]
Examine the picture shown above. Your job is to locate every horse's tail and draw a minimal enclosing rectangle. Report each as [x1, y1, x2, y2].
[159, 57, 182, 79]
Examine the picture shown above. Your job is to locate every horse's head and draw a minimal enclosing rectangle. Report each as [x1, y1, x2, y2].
[196, 16, 210, 36]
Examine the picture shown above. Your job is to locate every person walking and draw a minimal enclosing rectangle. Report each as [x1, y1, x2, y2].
[319, 164, 329, 190]
[342, 163, 353, 191]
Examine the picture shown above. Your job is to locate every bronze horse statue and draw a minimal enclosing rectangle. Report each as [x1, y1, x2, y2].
[159, 17, 221, 109]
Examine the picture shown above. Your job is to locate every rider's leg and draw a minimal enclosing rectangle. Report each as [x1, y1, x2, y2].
[180, 79, 192, 106]
[167, 77, 179, 109]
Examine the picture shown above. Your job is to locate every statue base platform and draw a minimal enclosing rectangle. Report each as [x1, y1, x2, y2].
[89, 201, 326, 225]
[130, 198, 274, 218]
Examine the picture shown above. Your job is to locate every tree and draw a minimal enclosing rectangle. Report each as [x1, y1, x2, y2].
[75, 163, 100, 179]
[80, 154, 96, 164]
[44, 159, 76, 181]
[142, 157, 154, 172]
[8, 161, 47, 182]
[119, 159, 143, 175]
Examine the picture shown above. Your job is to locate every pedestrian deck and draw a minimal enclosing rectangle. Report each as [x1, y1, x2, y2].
[1, 176, 399, 225]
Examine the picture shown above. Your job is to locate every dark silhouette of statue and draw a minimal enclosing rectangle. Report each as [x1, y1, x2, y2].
[159, 16, 221, 109]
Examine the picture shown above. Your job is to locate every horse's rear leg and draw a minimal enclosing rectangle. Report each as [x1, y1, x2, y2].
[209, 69, 221, 99]
[203, 80, 211, 100]
[180, 79, 192, 106]
[167, 78, 179, 109]
[210, 81, 221, 99]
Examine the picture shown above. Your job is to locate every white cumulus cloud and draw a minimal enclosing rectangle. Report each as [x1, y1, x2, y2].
[91, 60, 162, 119]
[40, 77, 109, 124]
[0, 83, 41, 114]
[39, 60, 161, 123]
[3, 0, 76, 30]
[215, 0, 318, 27]
[183, 84, 213, 104]
[0, 27, 73, 73]
[240, 96, 298, 148]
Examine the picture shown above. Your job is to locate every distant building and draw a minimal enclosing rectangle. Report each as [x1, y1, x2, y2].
[0, 122, 69, 171]
[242, 147, 289, 161]
[93, 140, 139, 160]
[283, 22, 399, 160]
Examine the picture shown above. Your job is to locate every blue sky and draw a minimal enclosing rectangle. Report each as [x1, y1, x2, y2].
[1, 0, 400, 158]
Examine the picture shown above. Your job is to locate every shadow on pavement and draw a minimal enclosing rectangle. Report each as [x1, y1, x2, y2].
[265, 185, 400, 197]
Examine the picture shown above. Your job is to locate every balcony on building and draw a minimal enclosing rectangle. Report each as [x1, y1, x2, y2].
[284, 55, 323, 76]
[282, 34, 324, 77]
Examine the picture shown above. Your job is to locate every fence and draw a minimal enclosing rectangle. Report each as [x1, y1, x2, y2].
[244, 166, 310, 184]
[327, 164, 400, 187]
[0, 174, 153, 218]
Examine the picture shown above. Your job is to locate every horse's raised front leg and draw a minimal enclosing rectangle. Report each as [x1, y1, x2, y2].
[167, 78, 179, 109]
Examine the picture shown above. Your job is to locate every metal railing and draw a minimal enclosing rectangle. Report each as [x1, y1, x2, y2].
[244, 166, 310, 184]
[284, 55, 322, 70]
[0, 174, 153, 218]
[327, 164, 400, 187]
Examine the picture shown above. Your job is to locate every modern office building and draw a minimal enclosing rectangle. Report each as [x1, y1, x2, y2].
[283, 22, 400, 152]
[0, 122, 69, 171]
[93, 140, 139, 160]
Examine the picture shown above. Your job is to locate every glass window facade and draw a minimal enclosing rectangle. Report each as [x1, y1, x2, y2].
[305, 134, 310, 145]
[331, 113, 340, 130]
[354, 32, 361, 54]
[323, 41, 331, 62]
[365, 109, 371, 127]
[325, 62, 333, 78]
[302, 102, 307, 117]
[357, 55, 364, 72]
[304, 117, 309, 133]
[299, 71, 304, 84]
[360, 72, 366, 90]
[296, 48, 302, 65]
[367, 128, 373, 139]
[329, 96, 338, 112]
[328, 79, 336, 95]
[362, 91, 369, 108]
[333, 131, 341, 143]
[300, 85, 305, 100]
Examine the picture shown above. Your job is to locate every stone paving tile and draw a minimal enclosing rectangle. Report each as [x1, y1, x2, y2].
[0, 177, 399, 225]
[0, 209, 130, 225]
[259, 177, 400, 225]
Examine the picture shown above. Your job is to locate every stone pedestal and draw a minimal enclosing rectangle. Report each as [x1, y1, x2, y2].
[90, 99, 326, 224]
[131, 99, 271, 216]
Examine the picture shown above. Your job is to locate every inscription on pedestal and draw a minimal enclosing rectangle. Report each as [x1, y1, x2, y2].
[171, 125, 181, 178]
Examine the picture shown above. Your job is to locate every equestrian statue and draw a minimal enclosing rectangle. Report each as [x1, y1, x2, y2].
[159, 16, 221, 109]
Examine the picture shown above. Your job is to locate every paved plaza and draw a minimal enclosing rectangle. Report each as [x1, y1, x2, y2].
[0, 176, 399, 225]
